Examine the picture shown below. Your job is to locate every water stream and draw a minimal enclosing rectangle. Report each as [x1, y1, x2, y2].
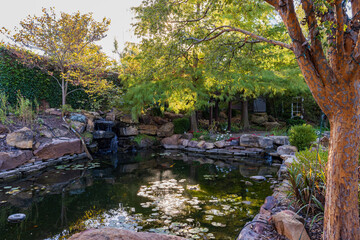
[0, 151, 279, 240]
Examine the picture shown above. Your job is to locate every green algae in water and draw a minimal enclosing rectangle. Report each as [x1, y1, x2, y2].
[0, 152, 277, 240]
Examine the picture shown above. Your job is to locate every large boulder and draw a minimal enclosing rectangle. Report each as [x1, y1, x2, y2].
[68, 228, 185, 240]
[0, 151, 33, 171]
[163, 111, 184, 120]
[250, 113, 268, 125]
[271, 210, 310, 240]
[138, 125, 158, 136]
[277, 145, 298, 155]
[161, 134, 181, 146]
[119, 126, 138, 136]
[240, 134, 274, 149]
[33, 138, 84, 160]
[6, 127, 34, 149]
[157, 122, 174, 137]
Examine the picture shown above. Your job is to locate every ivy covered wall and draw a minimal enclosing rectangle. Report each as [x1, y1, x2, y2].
[0, 47, 89, 108]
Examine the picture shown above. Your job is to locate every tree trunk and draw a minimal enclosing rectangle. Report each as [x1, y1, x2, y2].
[190, 111, 198, 132]
[323, 115, 360, 239]
[227, 101, 232, 132]
[214, 100, 219, 122]
[241, 100, 250, 130]
[209, 103, 213, 127]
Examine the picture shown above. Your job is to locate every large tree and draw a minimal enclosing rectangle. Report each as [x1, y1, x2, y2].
[1, 8, 112, 107]
[133, 0, 360, 239]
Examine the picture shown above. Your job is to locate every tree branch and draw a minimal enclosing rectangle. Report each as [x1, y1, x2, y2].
[188, 25, 293, 50]
[66, 88, 85, 96]
[170, 0, 214, 23]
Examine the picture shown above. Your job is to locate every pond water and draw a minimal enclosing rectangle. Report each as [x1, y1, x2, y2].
[0, 151, 279, 240]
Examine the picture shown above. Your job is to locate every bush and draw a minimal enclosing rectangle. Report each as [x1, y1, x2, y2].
[173, 117, 190, 134]
[288, 124, 317, 151]
[288, 148, 327, 215]
[286, 117, 306, 127]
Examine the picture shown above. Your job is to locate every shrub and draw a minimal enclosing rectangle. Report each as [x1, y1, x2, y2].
[286, 117, 306, 127]
[173, 117, 190, 134]
[15, 92, 35, 124]
[288, 124, 317, 151]
[288, 148, 328, 215]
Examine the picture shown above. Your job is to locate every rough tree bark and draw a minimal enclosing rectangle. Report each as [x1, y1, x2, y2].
[261, 0, 360, 239]
[190, 111, 198, 132]
[214, 100, 219, 122]
[241, 100, 250, 130]
[227, 101, 232, 131]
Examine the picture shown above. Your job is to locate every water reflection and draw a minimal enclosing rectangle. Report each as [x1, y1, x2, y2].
[0, 151, 279, 240]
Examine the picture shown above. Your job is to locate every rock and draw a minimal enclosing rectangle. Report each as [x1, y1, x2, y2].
[161, 134, 181, 146]
[260, 196, 278, 215]
[250, 113, 268, 125]
[6, 127, 34, 149]
[320, 135, 329, 147]
[204, 142, 215, 149]
[182, 133, 193, 140]
[119, 126, 138, 136]
[284, 156, 296, 167]
[263, 122, 281, 130]
[70, 121, 86, 134]
[269, 136, 290, 145]
[88, 142, 99, 154]
[240, 134, 274, 149]
[8, 213, 26, 223]
[39, 128, 53, 138]
[69, 113, 87, 123]
[0, 134, 5, 139]
[87, 118, 95, 132]
[153, 116, 168, 125]
[93, 131, 115, 139]
[68, 228, 185, 240]
[271, 210, 310, 240]
[157, 122, 174, 137]
[119, 115, 135, 124]
[245, 181, 253, 186]
[0, 124, 9, 134]
[188, 140, 199, 148]
[45, 108, 62, 116]
[277, 145, 298, 155]
[214, 140, 226, 148]
[53, 128, 69, 137]
[196, 140, 206, 148]
[138, 125, 158, 136]
[138, 138, 156, 149]
[250, 176, 266, 181]
[163, 111, 184, 120]
[258, 137, 274, 149]
[0, 151, 33, 171]
[33, 138, 84, 160]
[178, 139, 189, 147]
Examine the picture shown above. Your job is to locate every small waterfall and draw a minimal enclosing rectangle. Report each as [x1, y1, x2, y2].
[110, 135, 118, 153]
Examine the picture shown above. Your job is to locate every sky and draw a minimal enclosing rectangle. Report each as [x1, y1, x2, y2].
[0, 0, 143, 59]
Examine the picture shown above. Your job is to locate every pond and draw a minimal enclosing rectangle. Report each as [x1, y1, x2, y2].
[0, 150, 279, 240]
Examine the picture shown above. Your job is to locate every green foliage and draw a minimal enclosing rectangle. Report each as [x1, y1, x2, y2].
[0, 91, 8, 124]
[173, 117, 191, 134]
[288, 124, 317, 151]
[269, 127, 287, 136]
[0, 47, 89, 108]
[288, 148, 327, 215]
[15, 92, 35, 124]
[192, 129, 211, 141]
[286, 117, 307, 127]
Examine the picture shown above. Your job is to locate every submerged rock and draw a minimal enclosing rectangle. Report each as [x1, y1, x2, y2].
[68, 228, 185, 240]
